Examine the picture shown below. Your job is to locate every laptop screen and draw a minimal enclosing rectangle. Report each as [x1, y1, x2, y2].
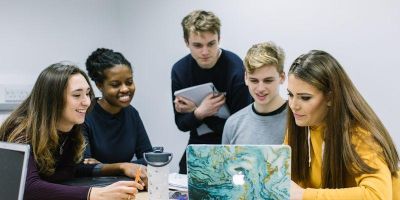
[0, 142, 30, 200]
[187, 144, 291, 200]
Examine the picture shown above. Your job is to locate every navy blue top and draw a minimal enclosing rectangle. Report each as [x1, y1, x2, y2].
[83, 100, 153, 165]
[171, 49, 252, 144]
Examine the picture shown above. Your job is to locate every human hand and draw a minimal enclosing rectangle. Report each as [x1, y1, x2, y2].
[83, 158, 102, 164]
[290, 180, 304, 200]
[174, 96, 197, 113]
[120, 163, 148, 188]
[90, 181, 143, 200]
[194, 93, 226, 120]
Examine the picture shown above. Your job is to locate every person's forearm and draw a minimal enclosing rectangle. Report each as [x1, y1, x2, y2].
[175, 112, 203, 131]
[203, 116, 225, 132]
[98, 163, 125, 176]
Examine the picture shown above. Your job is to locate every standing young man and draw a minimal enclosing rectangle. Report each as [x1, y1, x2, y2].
[171, 10, 252, 174]
[222, 42, 287, 145]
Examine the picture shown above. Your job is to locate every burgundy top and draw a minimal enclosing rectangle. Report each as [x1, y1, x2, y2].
[24, 134, 94, 200]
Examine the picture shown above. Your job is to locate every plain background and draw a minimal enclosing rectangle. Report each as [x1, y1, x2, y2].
[1, 0, 399, 172]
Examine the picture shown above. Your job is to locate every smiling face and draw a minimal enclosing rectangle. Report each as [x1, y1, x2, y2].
[97, 64, 135, 114]
[287, 74, 330, 127]
[186, 31, 220, 69]
[57, 73, 91, 132]
[245, 65, 285, 113]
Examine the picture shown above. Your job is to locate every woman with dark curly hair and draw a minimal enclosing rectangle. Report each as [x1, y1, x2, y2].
[83, 48, 152, 185]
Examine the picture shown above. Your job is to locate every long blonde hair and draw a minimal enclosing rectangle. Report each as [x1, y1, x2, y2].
[287, 50, 399, 188]
[0, 63, 94, 176]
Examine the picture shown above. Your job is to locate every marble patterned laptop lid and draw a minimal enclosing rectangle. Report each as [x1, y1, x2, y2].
[186, 145, 291, 200]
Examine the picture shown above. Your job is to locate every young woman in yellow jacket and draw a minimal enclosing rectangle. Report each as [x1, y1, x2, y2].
[286, 50, 399, 200]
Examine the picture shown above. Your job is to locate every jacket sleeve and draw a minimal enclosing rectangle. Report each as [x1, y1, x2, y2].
[303, 162, 393, 200]
[24, 155, 90, 200]
[303, 129, 395, 200]
[171, 70, 203, 132]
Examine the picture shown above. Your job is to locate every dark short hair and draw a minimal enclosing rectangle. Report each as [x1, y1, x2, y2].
[85, 48, 131, 83]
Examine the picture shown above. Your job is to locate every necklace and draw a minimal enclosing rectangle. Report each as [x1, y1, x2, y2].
[59, 136, 68, 155]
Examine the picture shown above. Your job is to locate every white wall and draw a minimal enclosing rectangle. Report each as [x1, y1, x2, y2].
[0, 0, 123, 122]
[1, 0, 399, 172]
[119, 0, 400, 172]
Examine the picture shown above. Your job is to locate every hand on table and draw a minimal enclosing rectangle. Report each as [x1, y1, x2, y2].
[90, 180, 143, 200]
[83, 158, 102, 165]
[120, 163, 148, 188]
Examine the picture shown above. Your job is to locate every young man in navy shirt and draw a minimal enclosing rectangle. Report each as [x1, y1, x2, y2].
[171, 10, 252, 174]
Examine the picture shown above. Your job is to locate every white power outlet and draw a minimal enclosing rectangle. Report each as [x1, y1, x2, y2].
[0, 84, 32, 105]
[4, 87, 31, 103]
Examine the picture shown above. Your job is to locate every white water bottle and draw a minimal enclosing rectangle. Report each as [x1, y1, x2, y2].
[144, 147, 173, 200]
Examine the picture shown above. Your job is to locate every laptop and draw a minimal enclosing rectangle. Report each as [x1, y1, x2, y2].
[186, 145, 291, 200]
[0, 141, 30, 200]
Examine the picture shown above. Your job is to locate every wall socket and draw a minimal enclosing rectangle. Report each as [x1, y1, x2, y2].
[0, 84, 32, 111]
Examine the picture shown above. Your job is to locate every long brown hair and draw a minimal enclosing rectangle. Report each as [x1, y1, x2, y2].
[0, 62, 94, 176]
[287, 50, 399, 188]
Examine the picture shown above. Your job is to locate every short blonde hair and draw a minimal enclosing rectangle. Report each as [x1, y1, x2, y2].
[244, 41, 285, 74]
[181, 10, 221, 42]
